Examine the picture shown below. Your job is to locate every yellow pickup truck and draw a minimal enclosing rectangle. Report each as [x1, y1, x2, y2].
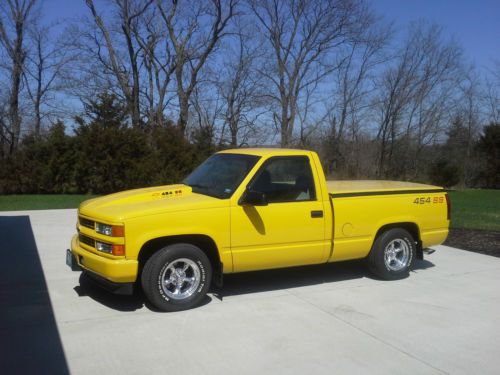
[67, 148, 450, 311]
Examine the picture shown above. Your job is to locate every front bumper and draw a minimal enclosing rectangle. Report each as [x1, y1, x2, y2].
[70, 234, 138, 283]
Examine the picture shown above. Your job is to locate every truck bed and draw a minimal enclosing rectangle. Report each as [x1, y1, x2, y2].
[327, 180, 444, 197]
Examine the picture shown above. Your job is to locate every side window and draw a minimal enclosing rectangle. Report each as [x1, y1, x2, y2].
[250, 157, 316, 203]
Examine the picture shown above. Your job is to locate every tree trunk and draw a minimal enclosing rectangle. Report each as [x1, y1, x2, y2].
[122, 21, 141, 127]
[178, 95, 189, 133]
[34, 48, 42, 136]
[280, 95, 290, 147]
[9, 58, 23, 151]
[230, 119, 238, 147]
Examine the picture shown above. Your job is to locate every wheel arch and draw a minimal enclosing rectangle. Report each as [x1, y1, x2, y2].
[374, 222, 423, 259]
[138, 234, 222, 281]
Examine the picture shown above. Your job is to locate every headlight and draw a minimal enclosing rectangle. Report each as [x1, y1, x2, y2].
[95, 241, 113, 254]
[96, 223, 112, 236]
[95, 222, 124, 237]
[95, 241, 125, 256]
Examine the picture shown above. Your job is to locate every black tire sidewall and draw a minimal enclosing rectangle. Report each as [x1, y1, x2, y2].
[142, 243, 212, 311]
[369, 228, 416, 280]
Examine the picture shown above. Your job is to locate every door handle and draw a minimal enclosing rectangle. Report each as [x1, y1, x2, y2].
[311, 210, 323, 218]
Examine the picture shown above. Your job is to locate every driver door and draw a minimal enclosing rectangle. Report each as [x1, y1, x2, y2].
[230, 156, 327, 272]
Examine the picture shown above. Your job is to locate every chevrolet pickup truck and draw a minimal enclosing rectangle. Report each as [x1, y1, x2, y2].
[67, 148, 450, 311]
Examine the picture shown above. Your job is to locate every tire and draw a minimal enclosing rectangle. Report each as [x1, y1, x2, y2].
[141, 243, 212, 312]
[368, 228, 416, 280]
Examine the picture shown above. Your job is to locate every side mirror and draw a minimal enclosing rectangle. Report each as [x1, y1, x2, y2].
[239, 189, 268, 206]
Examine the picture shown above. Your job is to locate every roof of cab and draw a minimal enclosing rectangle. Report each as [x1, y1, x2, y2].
[217, 148, 312, 157]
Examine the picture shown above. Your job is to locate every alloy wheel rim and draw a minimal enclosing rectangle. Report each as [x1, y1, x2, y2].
[383, 239, 410, 271]
[160, 258, 201, 300]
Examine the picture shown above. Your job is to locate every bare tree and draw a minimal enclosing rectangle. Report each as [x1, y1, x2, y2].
[156, 0, 237, 133]
[323, 21, 391, 175]
[454, 69, 483, 185]
[216, 27, 264, 147]
[0, 0, 37, 153]
[374, 22, 463, 177]
[190, 84, 223, 149]
[85, 0, 153, 127]
[23, 21, 73, 135]
[131, 6, 176, 128]
[250, 0, 369, 146]
[484, 61, 500, 124]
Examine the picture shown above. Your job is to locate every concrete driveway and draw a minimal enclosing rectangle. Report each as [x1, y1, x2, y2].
[1, 209, 499, 375]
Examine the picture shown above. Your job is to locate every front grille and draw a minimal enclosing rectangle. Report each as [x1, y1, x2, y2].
[79, 216, 95, 230]
[79, 234, 95, 248]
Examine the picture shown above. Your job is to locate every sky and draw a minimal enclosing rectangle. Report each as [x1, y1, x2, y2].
[369, 0, 500, 73]
[42, 0, 500, 74]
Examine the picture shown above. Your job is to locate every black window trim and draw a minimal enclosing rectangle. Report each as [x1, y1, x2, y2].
[244, 155, 317, 204]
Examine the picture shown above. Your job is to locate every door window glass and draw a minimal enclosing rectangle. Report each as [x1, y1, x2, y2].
[250, 157, 316, 203]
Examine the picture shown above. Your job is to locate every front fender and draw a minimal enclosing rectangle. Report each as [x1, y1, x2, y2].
[124, 207, 232, 270]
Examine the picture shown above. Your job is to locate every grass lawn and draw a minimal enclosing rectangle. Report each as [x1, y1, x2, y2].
[0, 195, 97, 212]
[449, 189, 500, 231]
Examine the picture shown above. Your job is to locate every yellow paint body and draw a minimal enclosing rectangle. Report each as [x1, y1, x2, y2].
[70, 148, 449, 284]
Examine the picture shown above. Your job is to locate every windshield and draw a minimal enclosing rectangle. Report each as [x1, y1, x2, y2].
[183, 153, 260, 199]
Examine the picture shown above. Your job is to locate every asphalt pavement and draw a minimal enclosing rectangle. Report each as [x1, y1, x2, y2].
[1, 209, 499, 375]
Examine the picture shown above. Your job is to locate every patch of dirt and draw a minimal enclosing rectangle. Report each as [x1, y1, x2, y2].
[444, 228, 500, 258]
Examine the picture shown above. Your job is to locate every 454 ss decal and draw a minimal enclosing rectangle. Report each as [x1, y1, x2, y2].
[413, 196, 445, 204]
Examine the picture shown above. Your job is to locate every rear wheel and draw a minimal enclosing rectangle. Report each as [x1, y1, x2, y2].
[141, 243, 212, 312]
[368, 228, 416, 280]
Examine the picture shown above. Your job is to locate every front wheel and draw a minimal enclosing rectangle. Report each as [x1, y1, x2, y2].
[141, 243, 212, 312]
[368, 228, 416, 280]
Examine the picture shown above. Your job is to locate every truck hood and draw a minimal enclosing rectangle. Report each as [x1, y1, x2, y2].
[79, 184, 227, 222]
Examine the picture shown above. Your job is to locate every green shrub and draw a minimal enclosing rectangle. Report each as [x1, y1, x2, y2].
[475, 123, 500, 188]
[428, 159, 460, 188]
[0, 93, 206, 194]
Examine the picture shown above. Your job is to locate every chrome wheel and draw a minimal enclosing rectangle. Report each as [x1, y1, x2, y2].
[160, 258, 201, 300]
[384, 239, 410, 271]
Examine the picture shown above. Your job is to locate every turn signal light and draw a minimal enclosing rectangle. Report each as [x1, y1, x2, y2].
[112, 225, 125, 237]
[112, 244, 125, 256]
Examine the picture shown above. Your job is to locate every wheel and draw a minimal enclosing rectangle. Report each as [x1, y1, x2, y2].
[368, 228, 416, 280]
[141, 243, 212, 312]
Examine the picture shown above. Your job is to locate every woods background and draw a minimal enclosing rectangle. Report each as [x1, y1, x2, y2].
[0, 0, 499, 194]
